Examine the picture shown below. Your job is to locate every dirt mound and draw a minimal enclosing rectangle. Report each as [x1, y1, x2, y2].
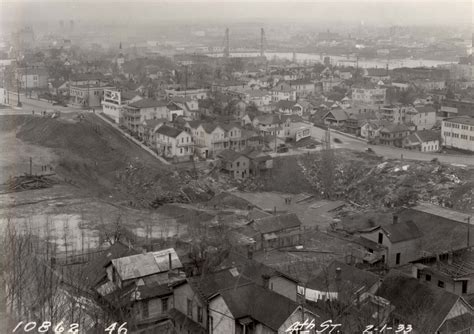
[15, 114, 174, 201]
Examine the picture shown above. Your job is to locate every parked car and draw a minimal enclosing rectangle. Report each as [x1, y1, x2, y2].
[333, 138, 342, 144]
[277, 144, 289, 153]
[366, 147, 375, 153]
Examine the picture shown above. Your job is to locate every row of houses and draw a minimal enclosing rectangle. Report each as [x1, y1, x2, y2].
[58, 203, 474, 333]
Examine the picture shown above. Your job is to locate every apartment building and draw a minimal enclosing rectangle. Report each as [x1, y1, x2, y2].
[441, 117, 474, 152]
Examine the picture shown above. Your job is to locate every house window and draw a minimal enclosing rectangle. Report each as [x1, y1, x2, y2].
[462, 280, 468, 294]
[162, 297, 168, 312]
[197, 305, 203, 323]
[396, 253, 401, 265]
[438, 280, 445, 288]
[426, 274, 431, 282]
[237, 162, 240, 167]
[378, 233, 383, 244]
[209, 316, 214, 334]
[187, 298, 193, 317]
[142, 301, 149, 319]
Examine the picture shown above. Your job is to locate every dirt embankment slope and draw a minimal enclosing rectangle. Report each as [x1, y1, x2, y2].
[9, 114, 180, 204]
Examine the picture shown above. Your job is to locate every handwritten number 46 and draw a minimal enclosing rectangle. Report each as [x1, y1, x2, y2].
[105, 322, 128, 334]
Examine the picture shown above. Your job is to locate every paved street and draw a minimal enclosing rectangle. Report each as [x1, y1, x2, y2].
[1, 91, 81, 115]
[310, 125, 474, 167]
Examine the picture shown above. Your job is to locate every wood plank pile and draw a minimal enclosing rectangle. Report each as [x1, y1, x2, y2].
[7, 174, 56, 192]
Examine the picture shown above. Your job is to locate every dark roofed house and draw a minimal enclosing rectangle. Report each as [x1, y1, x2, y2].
[241, 147, 273, 176]
[403, 130, 440, 152]
[217, 149, 250, 180]
[377, 271, 474, 334]
[359, 218, 422, 267]
[208, 283, 327, 334]
[170, 268, 252, 334]
[323, 109, 349, 127]
[249, 213, 302, 251]
[379, 123, 411, 147]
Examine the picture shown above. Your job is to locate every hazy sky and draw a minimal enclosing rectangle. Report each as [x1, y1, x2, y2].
[1, 0, 472, 28]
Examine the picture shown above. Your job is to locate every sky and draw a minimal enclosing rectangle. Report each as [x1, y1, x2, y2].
[1, 0, 472, 28]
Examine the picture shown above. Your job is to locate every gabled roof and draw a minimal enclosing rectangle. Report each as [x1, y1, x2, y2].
[128, 98, 168, 109]
[83, 242, 139, 288]
[187, 268, 253, 301]
[276, 100, 296, 110]
[406, 130, 440, 144]
[324, 109, 349, 121]
[306, 260, 380, 292]
[110, 248, 182, 281]
[380, 221, 422, 243]
[376, 271, 465, 334]
[254, 213, 301, 234]
[156, 125, 183, 138]
[213, 283, 301, 331]
[142, 118, 167, 130]
[241, 147, 272, 162]
[217, 149, 247, 162]
[413, 105, 436, 114]
[380, 123, 410, 133]
[70, 72, 104, 82]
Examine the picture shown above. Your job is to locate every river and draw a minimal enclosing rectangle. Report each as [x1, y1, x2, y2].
[207, 52, 455, 69]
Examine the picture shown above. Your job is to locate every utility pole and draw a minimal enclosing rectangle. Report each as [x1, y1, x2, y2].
[467, 216, 471, 249]
[224, 28, 230, 58]
[260, 28, 265, 57]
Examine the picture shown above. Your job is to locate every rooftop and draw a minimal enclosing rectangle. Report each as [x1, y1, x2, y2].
[444, 116, 474, 126]
[155, 125, 182, 138]
[376, 270, 462, 334]
[110, 248, 182, 281]
[128, 98, 168, 109]
[253, 213, 302, 234]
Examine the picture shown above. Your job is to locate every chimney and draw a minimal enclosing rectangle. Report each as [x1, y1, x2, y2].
[335, 267, 342, 281]
[393, 215, 398, 224]
[168, 252, 172, 270]
[448, 252, 453, 265]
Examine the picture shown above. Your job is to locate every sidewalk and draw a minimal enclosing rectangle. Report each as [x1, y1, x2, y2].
[94, 112, 171, 165]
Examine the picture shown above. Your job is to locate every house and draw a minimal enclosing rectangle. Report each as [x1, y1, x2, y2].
[379, 104, 408, 124]
[405, 105, 437, 130]
[17, 66, 49, 89]
[242, 147, 273, 176]
[170, 96, 199, 119]
[441, 117, 474, 152]
[170, 268, 252, 334]
[376, 271, 474, 334]
[275, 100, 296, 114]
[166, 102, 185, 121]
[359, 218, 423, 267]
[154, 125, 194, 161]
[208, 283, 322, 334]
[301, 260, 381, 305]
[358, 203, 474, 268]
[322, 109, 349, 127]
[122, 98, 169, 132]
[361, 119, 392, 142]
[270, 82, 296, 102]
[102, 89, 143, 124]
[250, 213, 302, 251]
[344, 112, 377, 136]
[379, 124, 411, 147]
[403, 130, 440, 152]
[217, 149, 250, 179]
[412, 249, 474, 300]
[69, 72, 113, 108]
[98, 248, 186, 333]
[287, 79, 315, 98]
[351, 84, 386, 108]
[138, 118, 167, 144]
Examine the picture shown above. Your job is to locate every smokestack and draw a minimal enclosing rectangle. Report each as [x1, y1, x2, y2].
[393, 215, 398, 224]
[168, 252, 172, 270]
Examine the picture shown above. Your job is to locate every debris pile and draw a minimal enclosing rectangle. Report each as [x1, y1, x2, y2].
[6, 174, 56, 192]
[299, 153, 473, 210]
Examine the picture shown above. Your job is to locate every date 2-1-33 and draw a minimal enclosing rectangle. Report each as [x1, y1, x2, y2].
[12, 321, 128, 333]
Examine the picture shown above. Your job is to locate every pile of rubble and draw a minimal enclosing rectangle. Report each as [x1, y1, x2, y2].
[5, 174, 56, 193]
[299, 154, 473, 210]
